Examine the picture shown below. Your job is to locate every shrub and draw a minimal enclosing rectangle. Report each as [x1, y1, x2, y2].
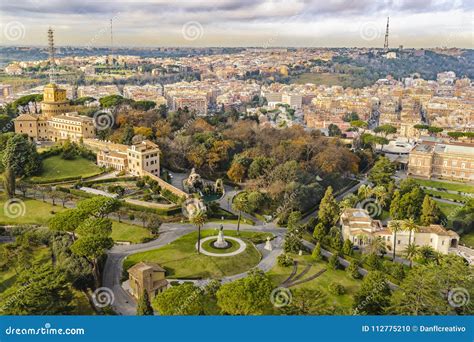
[328, 253, 340, 270]
[312, 242, 322, 261]
[365, 253, 382, 271]
[328, 282, 346, 295]
[277, 253, 294, 267]
[347, 261, 362, 279]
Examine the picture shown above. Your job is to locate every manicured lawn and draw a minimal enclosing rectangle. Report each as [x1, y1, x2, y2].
[425, 189, 468, 203]
[110, 221, 153, 244]
[0, 195, 150, 243]
[29, 155, 102, 183]
[124, 230, 272, 279]
[267, 254, 362, 313]
[411, 178, 474, 194]
[0, 195, 66, 225]
[460, 232, 474, 249]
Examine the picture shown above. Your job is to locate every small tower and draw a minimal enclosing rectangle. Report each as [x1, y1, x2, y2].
[47, 27, 56, 84]
[384, 17, 389, 50]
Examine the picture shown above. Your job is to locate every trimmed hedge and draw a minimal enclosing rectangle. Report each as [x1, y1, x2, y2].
[121, 201, 181, 217]
[81, 176, 138, 187]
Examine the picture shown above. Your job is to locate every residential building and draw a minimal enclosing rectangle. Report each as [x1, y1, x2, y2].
[127, 140, 161, 177]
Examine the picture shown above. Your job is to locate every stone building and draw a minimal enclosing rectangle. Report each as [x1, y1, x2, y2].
[128, 262, 168, 299]
[408, 141, 474, 181]
[340, 208, 459, 255]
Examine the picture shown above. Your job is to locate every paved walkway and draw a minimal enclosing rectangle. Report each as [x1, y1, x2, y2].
[103, 222, 285, 315]
[197, 236, 247, 257]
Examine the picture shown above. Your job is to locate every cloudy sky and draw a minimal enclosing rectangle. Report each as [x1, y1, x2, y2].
[0, 0, 472, 48]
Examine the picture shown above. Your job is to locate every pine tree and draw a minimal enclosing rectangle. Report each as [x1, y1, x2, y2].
[318, 186, 340, 229]
[137, 290, 154, 315]
[312, 242, 322, 261]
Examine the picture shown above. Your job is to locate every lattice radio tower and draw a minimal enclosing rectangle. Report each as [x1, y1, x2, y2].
[110, 18, 114, 66]
[48, 27, 56, 84]
[384, 17, 389, 50]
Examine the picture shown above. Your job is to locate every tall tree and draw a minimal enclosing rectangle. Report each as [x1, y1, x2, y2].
[368, 156, 395, 186]
[388, 220, 403, 260]
[232, 193, 250, 235]
[137, 290, 154, 315]
[318, 186, 340, 229]
[189, 210, 207, 254]
[154, 283, 204, 315]
[353, 271, 391, 315]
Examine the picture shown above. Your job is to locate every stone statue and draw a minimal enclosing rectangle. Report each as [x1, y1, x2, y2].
[264, 236, 273, 251]
[214, 227, 229, 249]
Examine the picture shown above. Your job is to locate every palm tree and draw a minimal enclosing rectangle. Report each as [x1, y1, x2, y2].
[404, 243, 418, 267]
[190, 211, 207, 254]
[232, 194, 250, 235]
[367, 237, 386, 256]
[388, 220, 403, 260]
[402, 218, 419, 247]
[372, 186, 389, 208]
[357, 184, 372, 201]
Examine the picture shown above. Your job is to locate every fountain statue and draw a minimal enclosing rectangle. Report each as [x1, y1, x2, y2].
[264, 236, 273, 251]
[213, 225, 229, 249]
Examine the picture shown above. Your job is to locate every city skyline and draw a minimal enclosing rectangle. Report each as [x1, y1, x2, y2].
[0, 0, 473, 48]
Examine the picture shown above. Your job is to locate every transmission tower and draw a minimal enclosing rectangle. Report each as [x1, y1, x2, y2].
[384, 17, 389, 50]
[48, 27, 56, 84]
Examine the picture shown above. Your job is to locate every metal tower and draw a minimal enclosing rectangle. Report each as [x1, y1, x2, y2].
[47, 27, 56, 84]
[384, 17, 389, 50]
[109, 18, 114, 66]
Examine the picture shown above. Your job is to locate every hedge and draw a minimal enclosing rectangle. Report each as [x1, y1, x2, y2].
[81, 176, 138, 187]
[121, 201, 181, 217]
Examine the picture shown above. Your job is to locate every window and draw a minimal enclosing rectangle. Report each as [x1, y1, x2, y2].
[398, 240, 400, 245]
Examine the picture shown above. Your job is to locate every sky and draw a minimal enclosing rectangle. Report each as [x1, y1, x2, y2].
[0, 0, 473, 48]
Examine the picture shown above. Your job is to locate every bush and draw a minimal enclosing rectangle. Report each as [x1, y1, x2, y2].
[312, 242, 322, 261]
[328, 282, 346, 295]
[328, 253, 340, 270]
[347, 261, 362, 279]
[365, 253, 382, 271]
[390, 262, 406, 281]
[277, 253, 294, 267]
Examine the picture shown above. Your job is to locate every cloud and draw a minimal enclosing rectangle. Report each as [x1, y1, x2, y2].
[0, 0, 472, 47]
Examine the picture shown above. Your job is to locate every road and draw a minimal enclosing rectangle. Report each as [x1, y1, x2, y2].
[102, 221, 286, 315]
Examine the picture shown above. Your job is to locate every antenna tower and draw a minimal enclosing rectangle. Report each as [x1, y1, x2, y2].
[47, 27, 56, 84]
[384, 17, 389, 50]
[110, 18, 114, 66]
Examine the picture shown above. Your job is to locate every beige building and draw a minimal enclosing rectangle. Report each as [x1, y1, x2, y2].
[127, 140, 160, 177]
[90, 139, 160, 177]
[340, 208, 460, 255]
[14, 83, 94, 143]
[408, 141, 474, 181]
[128, 262, 168, 299]
[41, 83, 71, 118]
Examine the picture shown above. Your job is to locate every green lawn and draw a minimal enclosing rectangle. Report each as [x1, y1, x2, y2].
[124, 230, 272, 279]
[29, 155, 102, 183]
[425, 189, 468, 203]
[267, 254, 361, 313]
[460, 232, 474, 249]
[0, 195, 66, 225]
[411, 178, 474, 194]
[110, 221, 153, 244]
[0, 195, 150, 243]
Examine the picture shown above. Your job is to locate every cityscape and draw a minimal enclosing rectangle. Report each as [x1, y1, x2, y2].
[0, 0, 473, 324]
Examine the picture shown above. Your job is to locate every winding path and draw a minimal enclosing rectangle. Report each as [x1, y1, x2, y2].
[102, 222, 286, 315]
